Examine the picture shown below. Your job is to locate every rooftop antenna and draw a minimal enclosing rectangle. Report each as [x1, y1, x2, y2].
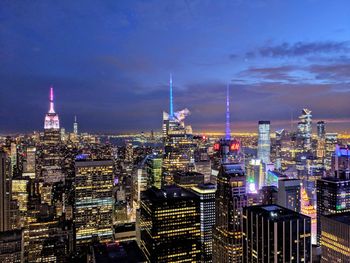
[169, 74, 174, 118]
[49, 86, 55, 113]
[225, 84, 231, 140]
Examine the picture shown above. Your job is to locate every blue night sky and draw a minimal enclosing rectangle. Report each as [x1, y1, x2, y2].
[1, 0, 350, 134]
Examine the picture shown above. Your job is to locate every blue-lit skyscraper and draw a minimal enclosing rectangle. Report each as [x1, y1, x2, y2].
[257, 120, 271, 164]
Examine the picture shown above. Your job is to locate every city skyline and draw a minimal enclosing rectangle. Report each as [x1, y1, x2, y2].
[1, 1, 350, 133]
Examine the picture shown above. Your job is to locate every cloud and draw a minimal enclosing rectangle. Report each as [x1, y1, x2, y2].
[242, 41, 350, 59]
[239, 65, 300, 82]
[309, 63, 350, 81]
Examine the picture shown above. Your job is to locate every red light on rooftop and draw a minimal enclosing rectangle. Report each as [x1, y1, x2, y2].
[230, 141, 240, 151]
[214, 143, 220, 151]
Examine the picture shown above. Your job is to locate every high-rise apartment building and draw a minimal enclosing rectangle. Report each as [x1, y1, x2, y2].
[75, 160, 114, 247]
[243, 205, 312, 263]
[277, 178, 301, 213]
[140, 186, 201, 262]
[257, 120, 271, 164]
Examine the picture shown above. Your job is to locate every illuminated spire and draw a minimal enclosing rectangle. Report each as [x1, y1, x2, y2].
[169, 73, 174, 118]
[225, 84, 231, 140]
[49, 86, 55, 113]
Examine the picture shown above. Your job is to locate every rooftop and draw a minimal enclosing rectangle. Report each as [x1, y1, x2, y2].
[325, 212, 350, 226]
[244, 204, 310, 222]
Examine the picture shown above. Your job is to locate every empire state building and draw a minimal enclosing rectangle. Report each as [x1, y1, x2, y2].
[44, 86, 60, 144]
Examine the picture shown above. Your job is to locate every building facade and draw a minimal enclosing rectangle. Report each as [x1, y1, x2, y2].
[243, 205, 312, 263]
[75, 160, 114, 247]
[140, 186, 201, 262]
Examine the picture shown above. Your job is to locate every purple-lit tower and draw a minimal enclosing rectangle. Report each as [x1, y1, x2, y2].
[44, 86, 60, 144]
[44, 86, 60, 130]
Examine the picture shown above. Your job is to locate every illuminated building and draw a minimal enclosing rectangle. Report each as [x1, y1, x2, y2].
[145, 155, 162, 189]
[25, 216, 73, 262]
[277, 179, 301, 213]
[331, 145, 350, 177]
[212, 85, 246, 263]
[162, 75, 195, 185]
[23, 147, 36, 178]
[265, 169, 287, 188]
[316, 121, 326, 161]
[243, 205, 312, 263]
[10, 142, 17, 176]
[0, 229, 23, 263]
[140, 186, 201, 262]
[317, 121, 325, 138]
[0, 150, 12, 232]
[257, 120, 271, 164]
[212, 164, 246, 262]
[73, 115, 78, 135]
[191, 183, 216, 262]
[75, 160, 114, 247]
[297, 108, 312, 151]
[320, 212, 350, 262]
[133, 167, 148, 208]
[274, 129, 284, 170]
[125, 142, 133, 163]
[246, 159, 264, 193]
[11, 179, 29, 213]
[300, 187, 317, 244]
[324, 132, 338, 172]
[174, 171, 204, 188]
[316, 176, 350, 245]
[43, 86, 60, 144]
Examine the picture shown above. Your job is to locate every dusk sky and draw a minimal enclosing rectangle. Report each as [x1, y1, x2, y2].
[1, 1, 350, 134]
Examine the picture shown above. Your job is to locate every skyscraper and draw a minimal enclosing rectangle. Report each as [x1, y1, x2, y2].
[75, 160, 114, 248]
[316, 176, 350, 245]
[243, 205, 312, 263]
[191, 183, 216, 262]
[140, 186, 201, 262]
[212, 164, 246, 263]
[0, 150, 12, 232]
[145, 155, 162, 189]
[257, 120, 271, 164]
[73, 115, 78, 134]
[316, 121, 326, 160]
[162, 75, 194, 185]
[317, 121, 325, 139]
[212, 85, 246, 263]
[277, 178, 301, 213]
[43, 86, 60, 144]
[297, 108, 312, 151]
[324, 132, 338, 172]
